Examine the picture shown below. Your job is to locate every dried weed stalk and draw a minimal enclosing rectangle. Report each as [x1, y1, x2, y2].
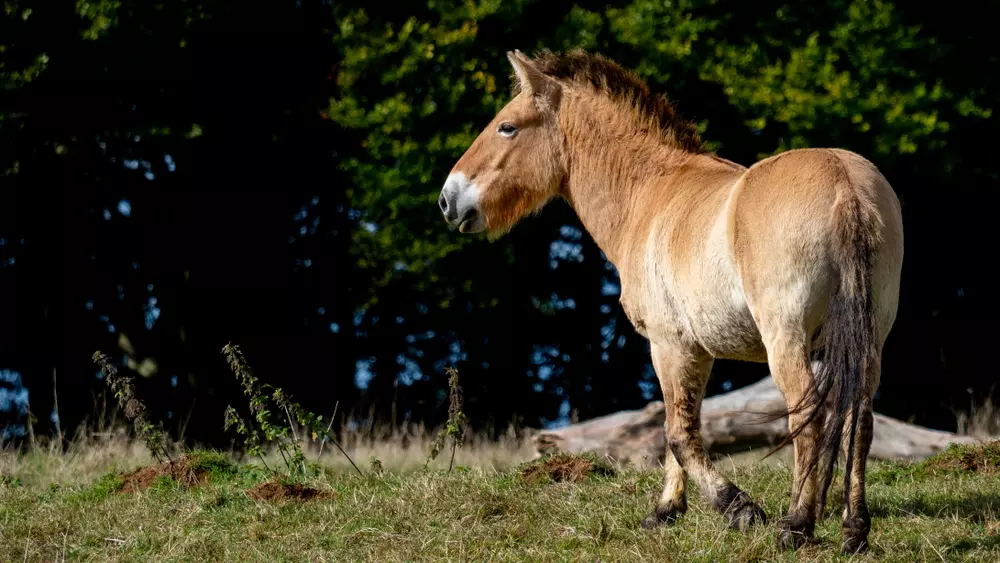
[92, 351, 172, 463]
[427, 367, 467, 472]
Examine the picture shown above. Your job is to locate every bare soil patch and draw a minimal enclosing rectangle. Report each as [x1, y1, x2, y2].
[120, 455, 211, 493]
[520, 453, 615, 484]
[247, 479, 336, 502]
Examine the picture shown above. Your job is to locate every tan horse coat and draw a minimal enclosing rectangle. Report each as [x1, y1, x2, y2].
[438, 49, 903, 554]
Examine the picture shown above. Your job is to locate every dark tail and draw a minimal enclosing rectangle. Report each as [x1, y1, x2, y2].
[813, 183, 881, 518]
[762, 168, 882, 518]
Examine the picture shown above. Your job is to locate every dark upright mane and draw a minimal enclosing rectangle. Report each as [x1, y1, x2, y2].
[516, 49, 706, 153]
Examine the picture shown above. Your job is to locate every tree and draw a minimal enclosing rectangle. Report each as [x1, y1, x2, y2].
[2, 0, 997, 445]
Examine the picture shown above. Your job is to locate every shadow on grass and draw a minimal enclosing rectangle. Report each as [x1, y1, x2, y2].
[946, 533, 1000, 556]
[870, 491, 1000, 523]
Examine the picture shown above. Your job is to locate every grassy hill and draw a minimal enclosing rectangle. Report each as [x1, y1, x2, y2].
[2, 436, 999, 562]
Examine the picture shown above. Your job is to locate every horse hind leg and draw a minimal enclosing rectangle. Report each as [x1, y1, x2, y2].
[646, 342, 766, 532]
[839, 359, 879, 554]
[764, 337, 826, 549]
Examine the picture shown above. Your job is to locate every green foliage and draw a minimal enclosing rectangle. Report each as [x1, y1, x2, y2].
[222, 406, 262, 461]
[186, 450, 240, 480]
[222, 343, 362, 478]
[696, 0, 990, 161]
[547, 0, 994, 165]
[222, 343, 303, 476]
[327, 2, 536, 304]
[75, 471, 125, 502]
[149, 474, 178, 491]
[75, 0, 120, 40]
[0, 1, 49, 90]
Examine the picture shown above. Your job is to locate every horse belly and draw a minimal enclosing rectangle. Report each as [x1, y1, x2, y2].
[688, 300, 767, 362]
[627, 286, 766, 362]
[630, 217, 768, 361]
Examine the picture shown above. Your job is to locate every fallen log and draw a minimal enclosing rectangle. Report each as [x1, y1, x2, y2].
[532, 374, 985, 467]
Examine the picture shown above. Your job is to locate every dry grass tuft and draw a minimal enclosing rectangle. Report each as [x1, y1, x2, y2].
[1, 431, 154, 488]
[1, 417, 538, 490]
[925, 440, 1000, 474]
[956, 395, 1000, 438]
[289, 419, 538, 473]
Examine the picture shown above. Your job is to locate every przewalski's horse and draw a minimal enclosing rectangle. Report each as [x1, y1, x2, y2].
[437, 49, 903, 554]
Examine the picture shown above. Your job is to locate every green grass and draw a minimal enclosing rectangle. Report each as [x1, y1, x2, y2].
[2, 441, 1000, 561]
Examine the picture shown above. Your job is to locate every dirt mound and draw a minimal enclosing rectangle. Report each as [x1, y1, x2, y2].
[520, 453, 616, 484]
[247, 479, 336, 502]
[120, 455, 212, 493]
[926, 441, 1000, 474]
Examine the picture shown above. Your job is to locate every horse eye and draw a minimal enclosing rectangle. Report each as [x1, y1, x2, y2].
[497, 122, 518, 137]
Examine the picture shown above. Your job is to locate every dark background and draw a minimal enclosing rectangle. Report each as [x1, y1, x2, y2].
[2, 0, 996, 447]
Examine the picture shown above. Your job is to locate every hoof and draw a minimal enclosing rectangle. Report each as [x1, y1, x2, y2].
[841, 517, 870, 555]
[641, 503, 686, 529]
[715, 485, 766, 532]
[777, 515, 814, 550]
[841, 536, 869, 555]
[727, 501, 767, 532]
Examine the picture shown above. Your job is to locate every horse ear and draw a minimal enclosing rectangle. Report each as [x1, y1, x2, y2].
[507, 50, 561, 112]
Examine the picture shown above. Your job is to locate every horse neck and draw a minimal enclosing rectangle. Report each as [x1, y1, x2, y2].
[558, 97, 699, 266]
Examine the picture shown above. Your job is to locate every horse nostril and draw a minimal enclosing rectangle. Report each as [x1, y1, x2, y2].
[438, 193, 449, 215]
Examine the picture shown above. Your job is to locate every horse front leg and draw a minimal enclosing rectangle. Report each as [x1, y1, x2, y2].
[645, 341, 767, 532]
[642, 359, 688, 528]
